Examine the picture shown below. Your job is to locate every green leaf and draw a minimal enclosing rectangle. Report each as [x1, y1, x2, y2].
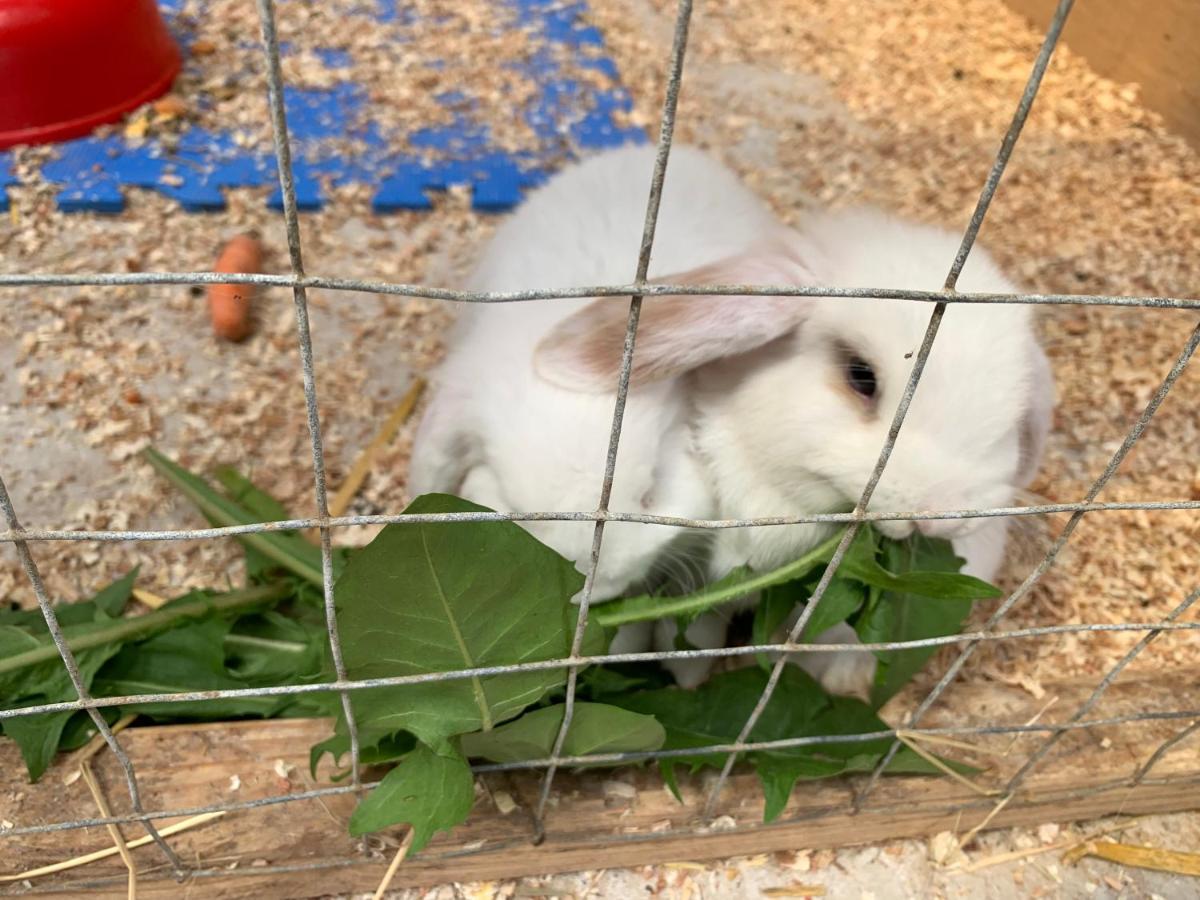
[310, 724, 416, 781]
[659, 759, 683, 801]
[334, 494, 596, 750]
[0, 570, 139, 631]
[214, 467, 292, 523]
[795, 576, 868, 643]
[615, 667, 828, 758]
[595, 532, 843, 627]
[854, 536, 991, 707]
[840, 541, 1001, 600]
[0, 584, 288, 685]
[577, 664, 669, 701]
[225, 610, 326, 685]
[752, 582, 801, 669]
[0, 583, 290, 781]
[56, 709, 118, 753]
[91, 569, 139, 618]
[3, 714, 76, 783]
[213, 467, 302, 579]
[143, 448, 325, 587]
[348, 742, 475, 851]
[93, 618, 279, 720]
[460, 703, 664, 764]
[614, 666, 958, 822]
[0, 625, 125, 781]
[0, 603, 92, 630]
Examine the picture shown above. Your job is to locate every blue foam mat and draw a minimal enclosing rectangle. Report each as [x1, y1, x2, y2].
[0, 0, 644, 215]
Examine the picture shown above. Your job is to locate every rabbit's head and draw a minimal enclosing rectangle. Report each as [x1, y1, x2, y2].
[534, 208, 1053, 539]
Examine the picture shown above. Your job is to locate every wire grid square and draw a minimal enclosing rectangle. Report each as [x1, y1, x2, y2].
[1, 0, 1198, 878]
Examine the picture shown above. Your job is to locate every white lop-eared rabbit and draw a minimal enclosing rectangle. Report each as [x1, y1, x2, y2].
[410, 144, 1053, 696]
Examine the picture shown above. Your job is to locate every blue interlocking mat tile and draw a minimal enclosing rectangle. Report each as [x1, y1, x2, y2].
[0, 0, 645, 214]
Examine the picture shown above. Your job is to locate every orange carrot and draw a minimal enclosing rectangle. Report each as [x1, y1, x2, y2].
[207, 233, 261, 342]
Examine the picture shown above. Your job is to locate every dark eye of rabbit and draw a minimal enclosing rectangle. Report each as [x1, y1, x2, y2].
[845, 354, 878, 399]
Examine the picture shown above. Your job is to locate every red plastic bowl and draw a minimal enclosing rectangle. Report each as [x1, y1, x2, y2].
[0, 0, 182, 149]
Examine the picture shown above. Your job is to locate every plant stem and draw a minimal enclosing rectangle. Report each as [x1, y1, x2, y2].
[0, 583, 289, 677]
[223, 632, 309, 654]
[595, 530, 846, 627]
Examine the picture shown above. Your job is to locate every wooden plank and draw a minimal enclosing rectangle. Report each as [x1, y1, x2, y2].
[1, 674, 1197, 898]
[1004, 0, 1200, 146]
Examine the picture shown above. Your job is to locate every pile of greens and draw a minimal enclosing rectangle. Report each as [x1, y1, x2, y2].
[0, 448, 999, 854]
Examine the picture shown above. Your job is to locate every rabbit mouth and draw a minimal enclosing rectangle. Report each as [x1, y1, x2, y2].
[876, 514, 987, 542]
[874, 519, 918, 540]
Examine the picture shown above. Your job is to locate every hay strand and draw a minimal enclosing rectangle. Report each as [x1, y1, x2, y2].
[329, 377, 425, 519]
[1064, 840, 1200, 877]
[80, 762, 138, 899]
[372, 828, 415, 900]
[0, 812, 225, 882]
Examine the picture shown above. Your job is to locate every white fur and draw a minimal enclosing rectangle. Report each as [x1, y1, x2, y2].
[409, 144, 1054, 694]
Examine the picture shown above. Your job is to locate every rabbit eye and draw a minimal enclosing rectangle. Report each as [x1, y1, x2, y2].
[844, 354, 878, 399]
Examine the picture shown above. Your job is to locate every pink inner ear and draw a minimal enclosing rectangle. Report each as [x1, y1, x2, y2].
[534, 237, 819, 393]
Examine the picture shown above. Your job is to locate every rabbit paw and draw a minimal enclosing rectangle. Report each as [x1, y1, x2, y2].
[810, 650, 876, 703]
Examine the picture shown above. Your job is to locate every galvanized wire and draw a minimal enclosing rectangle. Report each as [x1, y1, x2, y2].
[1131, 719, 1200, 785]
[6, 707, 1198, 838]
[253, 0, 362, 790]
[697, 0, 1079, 819]
[0, 477, 187, 876]
[1, 0, 1196, 862]
[532, 0, 694, 838]
[1002, 585, 1200, 795]
[21, 756, 1200, 890]
[1, 272, 1197, 310]
[4, 620, 1200, 723]
[20, 759, 1200, 889]
[5, 498, 1200, 545]
[857, 316, 1200, 810]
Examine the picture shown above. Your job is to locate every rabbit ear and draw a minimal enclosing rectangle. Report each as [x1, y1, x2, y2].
[1016, 345, 1055, 488]
[534, 241, 818, 392]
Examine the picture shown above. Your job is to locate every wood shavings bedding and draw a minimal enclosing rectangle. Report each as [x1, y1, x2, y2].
[1, 0, 1198, 711]
[587, 0, 1200, 698]
[107, 0, 620, 163]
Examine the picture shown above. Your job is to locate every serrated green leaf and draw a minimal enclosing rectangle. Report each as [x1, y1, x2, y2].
[595, 532, 843, 627]
[348, 742, 475, 850]
[143, 448, 324, 586]
[615, 667, 829, 759]
[614, 666, 965, 822]
[334, 494, 595, 749]
[855, 535, 989, 707]
[310, 724, 416, 781]
[459, 702, 664, 764]
[839, 538, 1001, 600]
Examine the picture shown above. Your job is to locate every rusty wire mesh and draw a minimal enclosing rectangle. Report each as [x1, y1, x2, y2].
[2, 0, 1199, 885]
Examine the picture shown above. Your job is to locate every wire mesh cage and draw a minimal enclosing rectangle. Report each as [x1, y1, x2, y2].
[2, 0, 1199, 890]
